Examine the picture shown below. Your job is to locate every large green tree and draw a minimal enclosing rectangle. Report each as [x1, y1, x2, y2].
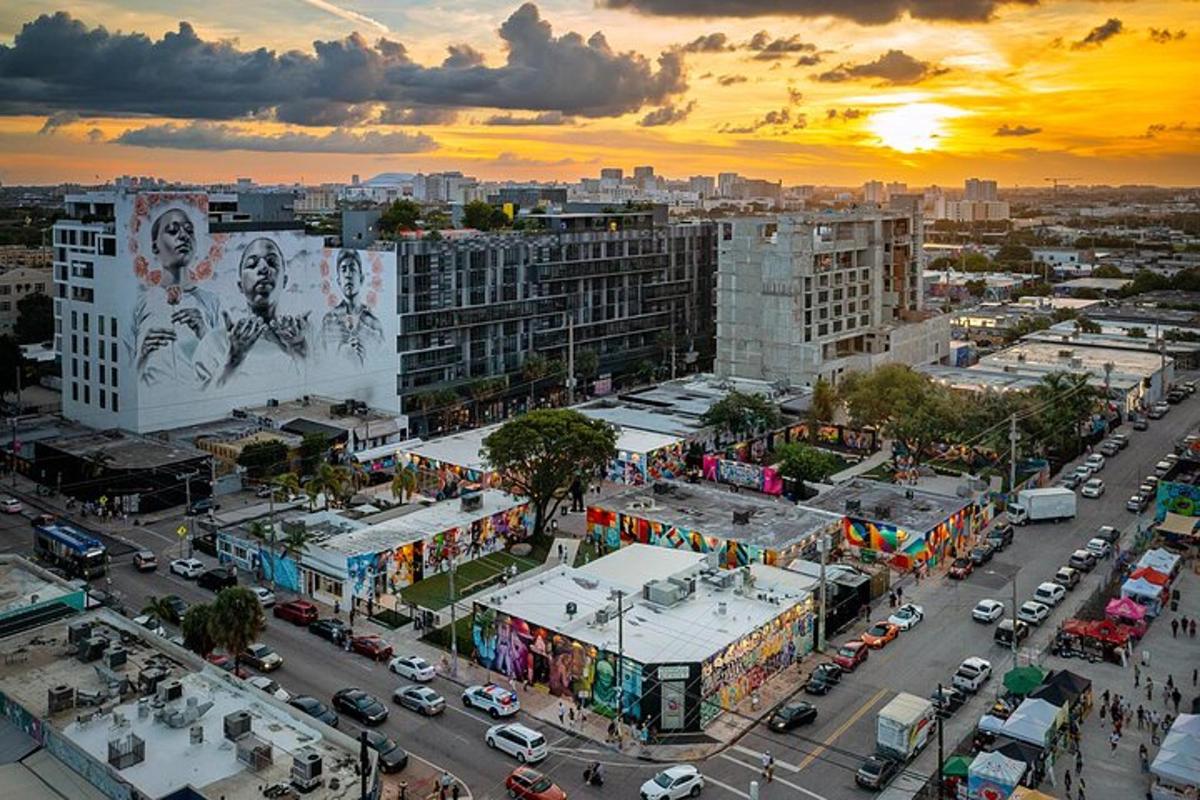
[482, 409, 617, 541]
[14, 293, 53, 344]
[463, 200, 499, 231]
[143, 595, 182, 625]
[237, 440, 289, 480]
[181, 604, 215, 656]
[208, 587, 265, 670]
[700, 390, 782, 440]
[773, 442, 842, 483]
[1017, 372, 1097, 463]
[378, 199, 422, 233]
[298, 433, 328, 476]
[840, 365, 965, 465]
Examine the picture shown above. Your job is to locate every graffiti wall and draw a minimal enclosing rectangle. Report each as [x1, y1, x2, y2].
[701, 455, 783, 495]
[699, 603, 813, 727]
[608, 442, 689, 486]
[786, 423, 878, 453]
[471, 607, 644, 719]
[841, 505, 971, 568]
[587, 508, 780, 566]
[1156, 479, 1200, 521]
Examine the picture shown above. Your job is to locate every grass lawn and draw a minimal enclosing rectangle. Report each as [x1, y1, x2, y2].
[400, 550, 540, 610]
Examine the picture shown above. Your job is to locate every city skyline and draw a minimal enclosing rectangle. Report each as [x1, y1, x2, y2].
[0, 0, 1197, 186]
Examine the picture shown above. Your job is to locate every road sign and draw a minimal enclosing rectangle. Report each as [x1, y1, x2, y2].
[99, 495, 108, 506]
[176, 525, 188, 538]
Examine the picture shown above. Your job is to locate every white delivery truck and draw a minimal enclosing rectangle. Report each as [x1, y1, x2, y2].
[1009, 487, 1077, 525]
[876, 692, 937, 763]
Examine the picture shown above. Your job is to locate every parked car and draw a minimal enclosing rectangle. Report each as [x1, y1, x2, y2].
[0, 496, 22, 514]
[804, 663, 843, 695]
[1132, 416, 1149, 430]
[133, 550, 158, 571]
[1128, 494, 1151, 513]
[205, 652, 250, 679]
[640, 765, 704, 800]
[887, 603, 924, 630]
[363, 730, 408, 773]
[1086, 538, 1112, 560]
[289, 695, 339, 727]
[250, 587, 276, 608]
[972, 599, 1005, 624]
[856, 755, 900, 790]
[349, 634, 393, 662]
[1053, 566, 1081, 589]
[952, 657, 992, 693]
[1155, 459, 1174, 476]
[463, 684, 520, 717]
[1111, 432, 1130, 448]
[768, 701, 818, 732]
[169, 558, 205, 579]
[197, 568, 237, 592]
[1034, 582, 1066, 606]
[1144, 476, 1161, 490]
[486, 722, 547, 763]
[969, 543, 995, 565]
[1081, 478, 1105, 498]
[274, 599, 319, 625]
[949, 558, 974, 580]
[393, 685, 446, 716]
[388, 655, 436, 682]
[255, 485, 275, 498]
[242, 643, 282, 671]
[930, 685, 966, 717]
[247, 676, 290, 702]
[307, 617, 347, 641]
[987, 524, 1014, 551]
[1017, 601, 1050, 626]
[332, 688, 388, 725]
[132, 614, 166, 637]
[1059, 474, 1083, 490]
[186, 497, 219, 515]
[861, 621, 900, 649]
[160, 594, 188, 624]
[506, 766, 566, 800]
[1084, 453, 1106, 472]
[1099, 440, 1120, 457]
[1068, 549, 1097, 572]
[1094, 525, 1120, 544]
[833, 641, 869, 671]
[994, 619, 1031, 647]
[1072, 465, 1093, 481]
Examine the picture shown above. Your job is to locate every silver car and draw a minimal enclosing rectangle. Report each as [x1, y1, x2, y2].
[393, 684, 446, 716]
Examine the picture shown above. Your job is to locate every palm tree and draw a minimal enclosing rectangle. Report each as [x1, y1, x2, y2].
[87, 449, 114, 480]
[346, 461, 370, 494]
[279, 527, 313, 563]
[180, 604, 215, 656]
[246, 520, 272, 542]
[305, 462, 347, 509]
[391, 469, 418, 505]
[143, 595, 180, 625]
[272, 472, 301, 501]
[207, 587, 264, 671]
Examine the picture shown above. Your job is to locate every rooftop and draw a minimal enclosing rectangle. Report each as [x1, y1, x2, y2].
[0, 560, 78, 619]
[593, 481, 841, 551]
[800, 479, 972, 533]
[474, 545, 811, 664]
[40, 430, 208, 470]
[234, 395, 404, 438]
[400, 425, 500, 473]
[0, 605, 369, 800]
[320, 489, 526, 555]
[576, 402, 704, 440]
[1056, 277, 1132, 291]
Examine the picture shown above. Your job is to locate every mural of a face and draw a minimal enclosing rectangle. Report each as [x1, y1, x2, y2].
[336, 250, 363, 303]
[239, 238, 286, 316]
[151, 209, 195, 272]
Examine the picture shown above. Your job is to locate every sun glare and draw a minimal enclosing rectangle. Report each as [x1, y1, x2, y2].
[867, 103, 965, 153]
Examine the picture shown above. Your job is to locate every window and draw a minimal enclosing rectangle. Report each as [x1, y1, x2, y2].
[99, 365, 105, 383]
[110, 317, 117, 338]
[98, 317, 105, 336]
[111, 367, 118, 388]
[72, 382, 78, 402]
[110, 341, 117, 362]
[82, 313, 89, 332]
[71, 310, 77, 328]
[0, 286, 9, 296]
[83, 385, 90, 404]
[99, 390, 106, 409]
[72, 359, 78, 378]
[83, 361, 89, 380]
[83, 337, 89, 356]
[112, 394, 119, 412]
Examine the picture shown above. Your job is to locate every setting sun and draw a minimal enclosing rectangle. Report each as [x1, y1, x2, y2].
[867, 103, 967, 153]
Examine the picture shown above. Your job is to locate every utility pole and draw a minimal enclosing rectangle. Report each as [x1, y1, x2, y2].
[817, 533, 829, 652]
[1008, 413, 1019, 493]
[566, 313, 576, 406]
[267, 486, 277, 591]
[616, 590, 625, 720]
[1011, 574, 1019, 670]
[670, 347, 677, 381]
[936, 682, 946, 800]
[11, 365, 20, 488]
[449, 541, 459, 677]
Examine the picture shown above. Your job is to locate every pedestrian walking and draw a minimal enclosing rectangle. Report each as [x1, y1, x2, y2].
[1138, 706, 1145, 730]
[1191, 619, 1197, 638]
[1168, 674, 1174, 690]
[1147, 677, 1154, 702]
[760, 750, 775, 783]
[1140, 743, 1150, 773]
[1110, 730, 1120, 752]
[349, 606, 357, 626]
[896, 585, 903, 601]
[1164, 684, 1172, 707]
[1075, 749, 1083, 775]
[1194, 667, 1198, 687]
[1172, 618, 1179, 638]
[1064, 769, 1072, 795]
[333, 599, 340, 616]
[1173, 688, 1182, 713]
[1099, 703, 1106, 727]
[558, 701, 566, 726]
[1135, 664, 1141, 687]
[1101, 689, 1110, 707]
[568, 707, 576, 726]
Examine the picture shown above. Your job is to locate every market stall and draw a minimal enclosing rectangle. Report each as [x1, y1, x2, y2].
[1042, 669, 1092, 719]
[1151, 714, 1200, 800]
[1105, 596, 1149, 638]
[968, 751, 1027, 800]
[1138, 548, 1182, 579]
[999, 699, 1063, 748]
[942, 754, 972, 799]
[1003, 665, 1047, 697]
[1122, 575, 1168, 617]
[1052, 618, 1134, 663]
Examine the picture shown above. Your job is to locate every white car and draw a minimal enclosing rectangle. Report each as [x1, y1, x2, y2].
[640, 765, 705, 800]
[1081, 478, 1105, 498]
[1017, 600, 1050, 626]
[250, 586, 276, 608]
[462, 684, 520, 718]
[972, 599, 1005, 624]
[485, 722, 547, 763]
[1084, 453, 1105, 472]
[0, 496, 22, 514]
[1072, 465, 1093, 481]
[1033, 582, 1066, 607]
[389, 655, 436, 682]
[887, 603, 925, 631]
[247, 676, 290, 702]
[952, 657, 992, 693]
[132, 615, 166, 637]
[169, 558, 205, 579]
[1085, 538, 1111, 559]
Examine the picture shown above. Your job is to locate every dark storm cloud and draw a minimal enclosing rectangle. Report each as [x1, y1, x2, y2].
[745, 32, 817, 60]
[1148, 28, 1186, 44]
[995, 123, 1041, 137]
[0, 5, 686, 123]
[596, 0, 1039, 25]
[639, 100, 696, 126]
[376, 107, 459, 125]
[717, 74, 748, 85]
[719, 107, 802, 133]
[816, 50, 947, 85]
[38, 110, 79, 134]
[1071, 18, 1123, 49]
[794, 54, 823, 66]
[113, 121, 437, 153]
[787, 86, 803, 104]
[680, 33, 733, 52]
[482, 111, 573, 125]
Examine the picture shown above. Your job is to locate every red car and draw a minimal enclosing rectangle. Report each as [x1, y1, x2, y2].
[273, 600, 319, 625]
[860, 622, 899, 649]
[505, 766, 567, 800]
[832, 641, 869, 671]
[205, 652, 250, 678]
[350, 634, 393, 661]
[948, 558, 974, 580]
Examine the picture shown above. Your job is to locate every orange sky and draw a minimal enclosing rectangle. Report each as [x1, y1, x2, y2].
[1, 0, 1198, 186]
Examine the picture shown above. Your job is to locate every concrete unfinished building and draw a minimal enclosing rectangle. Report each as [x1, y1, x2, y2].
[714, 209, 948, 388]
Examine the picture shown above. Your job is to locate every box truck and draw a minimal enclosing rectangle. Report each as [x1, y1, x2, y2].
[876, 692, 937, 763]
[1009, 487, 1077, 525]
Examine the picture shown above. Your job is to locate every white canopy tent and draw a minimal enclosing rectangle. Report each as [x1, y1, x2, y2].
[1151, 714, 1200, 793]
[968, 751, 1027, 799]
[1000, 699, 1061, 748]
[1139, 548, 1181, 576]
[1122, 576, 1166, 615]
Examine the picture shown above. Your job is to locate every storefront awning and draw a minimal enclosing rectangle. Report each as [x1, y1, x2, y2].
[1158, 513, 1198, 537]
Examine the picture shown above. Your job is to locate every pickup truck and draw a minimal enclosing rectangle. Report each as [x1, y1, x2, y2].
[952, 657, 992, 693]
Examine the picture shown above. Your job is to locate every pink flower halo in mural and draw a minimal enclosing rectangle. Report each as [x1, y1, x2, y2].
[127, 193, 220, 288]
[320, 249, 384, 310]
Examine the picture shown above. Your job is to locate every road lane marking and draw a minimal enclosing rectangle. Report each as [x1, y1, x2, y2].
[795, 686, 888, 771]
[717, 755, 831, 800]
[731, 745, 801, 773]
[702, 773, 753, 799]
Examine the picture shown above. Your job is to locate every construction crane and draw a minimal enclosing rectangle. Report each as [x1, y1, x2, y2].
[1044, 177, 1078, 193]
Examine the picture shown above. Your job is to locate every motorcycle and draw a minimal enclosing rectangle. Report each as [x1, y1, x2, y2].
[582, 765, 604, 787]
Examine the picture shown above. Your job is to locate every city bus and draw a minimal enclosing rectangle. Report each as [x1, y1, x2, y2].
[33, 522, 107, 580]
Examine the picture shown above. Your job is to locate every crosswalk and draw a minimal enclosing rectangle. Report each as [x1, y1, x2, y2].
[702, 746, 833, 800]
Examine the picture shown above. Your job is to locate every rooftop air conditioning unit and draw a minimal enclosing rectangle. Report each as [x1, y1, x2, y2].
[78, 636, 107, 663]
[68, 621, 93, 645]
[732, 510, 751, 525]
[223, 710, 252, 741]
[653, 482, 672, 495]
[845, 499, 861, 514]
[156, 679, 183, 703]
[47, 685, 75, 713]
[292, 749, 324, 793]
[460, 492, 483, 513]
[594, 608, 610, 625]
[643, 580, 685, 606]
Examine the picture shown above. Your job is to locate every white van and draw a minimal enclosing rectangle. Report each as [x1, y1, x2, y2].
[485, 723, 547, 763]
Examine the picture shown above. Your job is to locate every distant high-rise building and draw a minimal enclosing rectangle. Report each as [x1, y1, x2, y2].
[688, 175, 716, 197]
[351, 174, 361, 185]
[964, 178, 998, 202]
[718, 172, 739, 198]
[633, 166, 655, 181]
[886, 182, 908, 198]
[600, 168, 624, 181]
[862, 181, 885, 204]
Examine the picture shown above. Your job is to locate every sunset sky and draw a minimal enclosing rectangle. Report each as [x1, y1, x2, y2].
[0, 0, 1197, 187]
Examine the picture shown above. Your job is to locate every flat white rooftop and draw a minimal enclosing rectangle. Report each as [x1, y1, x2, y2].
[401, 425, 500, 473]
[475, 544, 809, 664]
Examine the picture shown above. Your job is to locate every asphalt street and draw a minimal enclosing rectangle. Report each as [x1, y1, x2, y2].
[2, 396, 1196, 800]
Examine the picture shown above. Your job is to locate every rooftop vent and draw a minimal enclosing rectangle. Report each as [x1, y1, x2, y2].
[732, 510, 751, 525]
[845, 499, 862, 514]
[223, 710, 252, 741]
[292, 749, 324, 793]
[47, 685, 75, 714]
[460, 492, 483, 513]
[107, 733, 145, 770]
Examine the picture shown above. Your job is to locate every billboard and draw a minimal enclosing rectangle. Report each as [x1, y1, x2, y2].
[118, 193, 396, 430]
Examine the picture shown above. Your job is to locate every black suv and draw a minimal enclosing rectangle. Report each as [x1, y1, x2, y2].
[197, 568, 237, 592]
[986, 524, 1013, 551]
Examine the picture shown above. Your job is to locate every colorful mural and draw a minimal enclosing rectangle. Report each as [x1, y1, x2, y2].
[841, 505, 972, 569]
[786, 423, 878, 453]
[701, 455, 783, 495]
[1155, 479, 1200, 521]
[608, 442, 689, 486]
[587, 508, 782, 567]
